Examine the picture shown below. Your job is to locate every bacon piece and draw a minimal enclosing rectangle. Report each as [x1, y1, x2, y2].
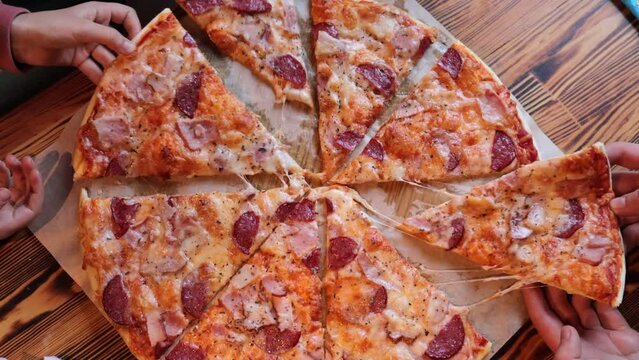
[111, 198, 140, 238]
[271, 55, 307, 88]
[272, 296, 296, 331]
[174, 70, 203, 119]
[220, 290, 244, 320]
[93, 117, 130, 147]
[177, 120, 218, 151]
[425, 314, 465, 359]
[255, 325, 301, 354]
[491, 130, 516, 171]
[328, 237, 359, 269]
[162, 311, 189, 337]
[233, 211, 260, 255]
[102, 275, 133, 326]
[262, 275, 287, 296]
[356, 63, 397, 98]
[439, 47, 463, 79]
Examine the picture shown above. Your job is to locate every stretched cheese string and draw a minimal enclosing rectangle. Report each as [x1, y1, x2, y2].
[237, 175, 257, 193]
[417, 264, 500, 274]
[458, 279, 535, 310]
[399, 179, 459, 198]
[431, 275, 518, 286]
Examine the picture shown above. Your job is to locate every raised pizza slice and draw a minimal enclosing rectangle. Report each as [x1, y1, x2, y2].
[332, 42, 539, 184]
[312, 0, 438, 178]
[400, 144, 625, 306]
[310, 186, 490, 359]
[176, 0, 313, 108]
[166, 199, 323, 359]
[73, 9, 300, 180]
[79, 186, 302, 360]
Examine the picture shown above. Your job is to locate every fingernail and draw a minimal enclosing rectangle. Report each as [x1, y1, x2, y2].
[610, 197, 625, 211]
[561, 326, 572, 340]
[123, 41, 136, 54]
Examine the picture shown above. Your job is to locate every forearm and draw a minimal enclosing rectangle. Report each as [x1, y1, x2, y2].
[0, 3, 28, 73]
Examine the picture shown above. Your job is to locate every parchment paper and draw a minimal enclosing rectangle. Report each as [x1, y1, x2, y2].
[29, 1, 563, 357]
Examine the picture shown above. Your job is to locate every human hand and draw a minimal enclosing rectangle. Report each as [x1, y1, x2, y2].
[10, 1, 141, 84]
[522, 286, 639, 360]
[606, 142, 639, 254]
[0, 155, 44, 239]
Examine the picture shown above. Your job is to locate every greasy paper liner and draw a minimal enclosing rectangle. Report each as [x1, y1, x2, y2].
[29, 0, 563, 356]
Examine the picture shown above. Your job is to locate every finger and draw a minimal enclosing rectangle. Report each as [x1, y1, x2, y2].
[5, 155, 26, 203]
[91, 45, 116, 69]
[594, 302, 629, 330]
[612, 172, 639, 196]
[93, 2, 141, 39]
[606, 142, 639, 169]
[554, 325, 582, 360]
[74, 20, 135, 56]
[619, 215, 639, 227]
[572, 295, 601, 329]
[22, 157, 43, 213]
[546, 287, 581, 329]
[610, 189, 639, 217]
[18, 157, 32, 206]
[77, 57, 103, 84]
[0, 160, 9, 187]
[0, 188, 10, 207]
[521, 285, 562, 350]
[622, 222, 639, 253]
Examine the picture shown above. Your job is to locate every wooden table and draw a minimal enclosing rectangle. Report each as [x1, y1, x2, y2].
[0, 0, 637, 358]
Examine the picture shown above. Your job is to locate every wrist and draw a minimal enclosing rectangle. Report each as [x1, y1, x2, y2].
[9, 13, 30, 65]
[0, 4, 29, 72]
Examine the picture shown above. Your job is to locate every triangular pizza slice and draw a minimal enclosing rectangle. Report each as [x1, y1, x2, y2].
[312, 0, 438, 178]
[400, 144, 625, 306]
[332, 42, 539, 184]
[79, 186, 302, 359]
[166, 199, 323, 359]
[73, 9, 300, 180]
[310, 186, 491, 359]
[176, 0, 313, 107]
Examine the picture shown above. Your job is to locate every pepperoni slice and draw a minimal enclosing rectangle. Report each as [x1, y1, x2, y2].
[449, 218, 465, 250]
[363, 139, 385, 161]
[256, 325, 301, 354]
[275, 202, 298, 222]
[446, 153, 459, 171]
[174, 70, 203, 119]
[183, 33, 197, 47]
[165, 342, 206, 360]
[328, 237, 359, 269]
[303, 248, 321, 273]
[181, 276, 208, 318]
[324, 198, 334, 214]
[230, 0, 272, 14]
[415, 35, 433, 60]
[555, 199, 585, 239]
[439, 47, 463, 79]
[103, 275, 133, 326]
[425, 314, 465, 360]
[356, 63, 397, 98]
[370, 286, 387, 314]
[182, 0, 221, 15]
[233, 211, 260, 254]
[105, 155, 126, 176]
[289, 199, 316, 222]
[111, 198, 140, 238]
[334, 131, 364, 152]
[312, 22, 338, 44]
[271, 55, 307, 89]
[491, 130, 517, 171]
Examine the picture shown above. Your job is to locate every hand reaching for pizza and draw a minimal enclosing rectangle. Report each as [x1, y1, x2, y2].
[10, 2, 141, 84]
[522, 286, 639, 360]
[0, 155, 44, 240]
[607, 142, 639, 254]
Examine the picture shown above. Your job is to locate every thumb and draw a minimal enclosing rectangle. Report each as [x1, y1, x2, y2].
[554, 326, 581, 360]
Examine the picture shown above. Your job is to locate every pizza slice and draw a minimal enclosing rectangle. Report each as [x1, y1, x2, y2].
[166, 199, 323, 359]
[73, 9, 301, 180]
[332, 42, 539, 184]
[79, 186, 303, 360]
[176, 0, 313, 108]
[400, 144, 625, 306]
[310, 186, 490, 359]
[312, 0, 438, 178]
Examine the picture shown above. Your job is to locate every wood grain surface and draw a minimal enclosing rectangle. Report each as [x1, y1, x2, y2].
[0, 1, 637, 359]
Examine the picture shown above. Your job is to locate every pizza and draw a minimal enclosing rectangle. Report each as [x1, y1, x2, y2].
[166, 199, 323, 359]
[400, 144, 625, 306]
[176, 0, 313, 108]
[78, 186, 302, 360]
[72, 9, 300, 180]
[312, 0, 438, 178]
[332, 42, 539, 184]
[310, 186, 491, 360]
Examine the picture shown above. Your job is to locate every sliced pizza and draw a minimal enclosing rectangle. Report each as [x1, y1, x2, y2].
[310, 186, 490, 359]
[400, 144, 625, 306]
[312, 0, 438, 178]
[332, 41, 539, 184]
[73, 9, 300, 180]
[176, 0, 313, 108]
[79, 186, 302, 360]
[166, 199, 323, 359]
